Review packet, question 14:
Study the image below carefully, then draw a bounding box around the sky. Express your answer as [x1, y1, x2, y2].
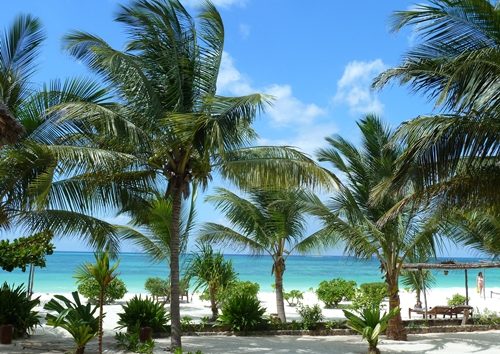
[0, 0, 483, 258]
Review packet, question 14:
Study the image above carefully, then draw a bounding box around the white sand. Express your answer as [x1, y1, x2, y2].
[2, 287, 500, 353]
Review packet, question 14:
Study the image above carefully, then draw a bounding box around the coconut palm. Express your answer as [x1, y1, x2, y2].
[373, 0, 500, 214]
[187, 243, 237, 320]
[307, 115, 442, 340]
[400, 253, 435, 306]
[200, 187, 332, 323]
[74, 252, 119, 354]
[0, 15, 131, 251]
[61, 0, 331, 348]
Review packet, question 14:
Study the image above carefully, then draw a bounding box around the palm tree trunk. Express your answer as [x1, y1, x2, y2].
[368, 344, 381, 354]
[209, 285, 218, 321]
[274, 260, 286, 323]
[98, 290, 104, 354]
[385, 273, 407, 340]
[169, 180, 183, 350]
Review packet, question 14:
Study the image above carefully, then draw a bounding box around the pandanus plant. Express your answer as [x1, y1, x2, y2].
[343, 306, 400, 354]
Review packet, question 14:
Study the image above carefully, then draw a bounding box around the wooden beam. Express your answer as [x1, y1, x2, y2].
[402, 262, 500, 270]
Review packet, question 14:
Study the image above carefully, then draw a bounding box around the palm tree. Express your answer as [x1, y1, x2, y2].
[400, 254, 435, 306]
[75, 252, 119, 354]
[373, 0, 500, 215]
[187, 243, 237, 320]
[307, 115, 441, 340]
[200, 187, 331, 323]
[0, 15, 130, 251]
[60, 0, 331, 349]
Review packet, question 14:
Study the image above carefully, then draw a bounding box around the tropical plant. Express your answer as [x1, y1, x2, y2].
[217, 293, 266, 332]
[316, 279, 357, 308]
[0, 282, 40, 338]
[44, 292, 99, 354]
[283, 289, 303, 307]
[0, 231, 54, 272]
[373, 0, 500, 215]
[400, 254, 435, 306]
[343, 306, 400, 354]
[296, 304, 323, 330]
[77, 277, 127, 305]
[474, 308, 500, 325]
[223, 281, 260, 302]
[200, 187, 332, 323]
[61, 0, 330, 349]
[0, 15, 126, 253]
[144, 277, 170, 301]
[352, 283, 388, 311]
[447, 293, 468, 307]
[115, 331, 155, 354]
[308, 115, 442, 340]
[117, 295, 169, 333]
[188, 244, 237, 320]
[74, 252, 119, 354]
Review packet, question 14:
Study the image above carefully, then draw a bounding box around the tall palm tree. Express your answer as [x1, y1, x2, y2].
[0, 15, 130, 251]
[307, 115, 441, 340]
[200, 187, 331, 323]
[75, 251, 119, 354]
[60, 0, 331, 348]
[373, 0, 500, 214]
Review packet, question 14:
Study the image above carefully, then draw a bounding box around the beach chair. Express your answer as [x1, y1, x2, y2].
[450, 305, 473, 318]
[408, 307, 426, 319]
[426, 306, 453, 319]
[179, 278, 190, 303]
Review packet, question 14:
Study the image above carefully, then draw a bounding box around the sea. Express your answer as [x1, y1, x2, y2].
[1, 252, 498, 294]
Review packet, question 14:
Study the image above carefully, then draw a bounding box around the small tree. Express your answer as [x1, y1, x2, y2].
[187, 244, 236, 320]
[74, 252, 119, 354]
[316, 279, 357, 308]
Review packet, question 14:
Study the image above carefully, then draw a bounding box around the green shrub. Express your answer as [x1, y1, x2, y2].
[117, 296, 170, 333]
[297, 304, 323, 330]
[44, 292, 99, 353]
[0, 282, 40, 338]
[217, 293, 266, 332]
[316, 279, 357, 308]
[447, 293, 468, 306]
[77, 277, 127, 305]
[284, 290, 304, 307]
[224, 281, 260, 300]
[474, 308, 500, 325]
[173, 349, 203, 354]
[352, 282, 387, 310]
[343, 306, 400, 354]
[115, 331, 155, 353]
[144, 277, 169, 301]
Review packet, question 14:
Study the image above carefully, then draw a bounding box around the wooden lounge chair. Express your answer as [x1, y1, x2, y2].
[426, 306, 453, 319]
[450, 305, 473, 318]
[408, 307, 426, 319]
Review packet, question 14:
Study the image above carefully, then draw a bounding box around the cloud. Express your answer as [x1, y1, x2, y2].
[218, 52, 324, 126]
[334, 59, 386, 115]
[183, 0, 247, 8]
[239, 23, 251, 39]
[264, 84, 325, 126]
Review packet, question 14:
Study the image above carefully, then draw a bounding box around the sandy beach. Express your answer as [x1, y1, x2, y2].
[2, 287, 500, 353]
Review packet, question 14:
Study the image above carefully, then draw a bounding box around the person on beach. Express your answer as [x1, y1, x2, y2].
[477, 272, 484, 295]
[414, 300, 422, 309]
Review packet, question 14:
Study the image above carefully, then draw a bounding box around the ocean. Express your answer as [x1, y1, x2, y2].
[1, 252, 498, 293]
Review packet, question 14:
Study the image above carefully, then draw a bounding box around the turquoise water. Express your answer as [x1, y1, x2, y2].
[1, 252, 498, 293]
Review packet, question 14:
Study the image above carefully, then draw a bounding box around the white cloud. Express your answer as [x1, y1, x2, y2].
[217, 52, 253, 95]
[264, 84, 325, 126]
[239, 23, 250, 39]
[334, 59, 386, 115]
[183, 0, 247, 8]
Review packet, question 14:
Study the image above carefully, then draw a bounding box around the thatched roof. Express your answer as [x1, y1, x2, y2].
[402, 261, 500, 270]
[0, 103, 24, 145]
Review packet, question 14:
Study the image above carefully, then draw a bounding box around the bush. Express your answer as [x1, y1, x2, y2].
[474, 308, 500, 325]
[77, 277, 127, 305]
[316, 279, 357, 308]
[297, 304, 323, 330]
[115, 331, 155, 353]
[223, 281, 259, 300]
[447, 293, 468, 306]
[144, 277, 169, 301]
[217, 293, 266, 332]
[352, 282, 387, 310]
[284, 290, 304, 307]
[0, 282, 40, 338]
[44, 292, 99, 353]
[117, 296, 170, 333]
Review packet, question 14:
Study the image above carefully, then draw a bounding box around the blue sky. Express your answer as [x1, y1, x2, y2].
[0, 0, 482, 257]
